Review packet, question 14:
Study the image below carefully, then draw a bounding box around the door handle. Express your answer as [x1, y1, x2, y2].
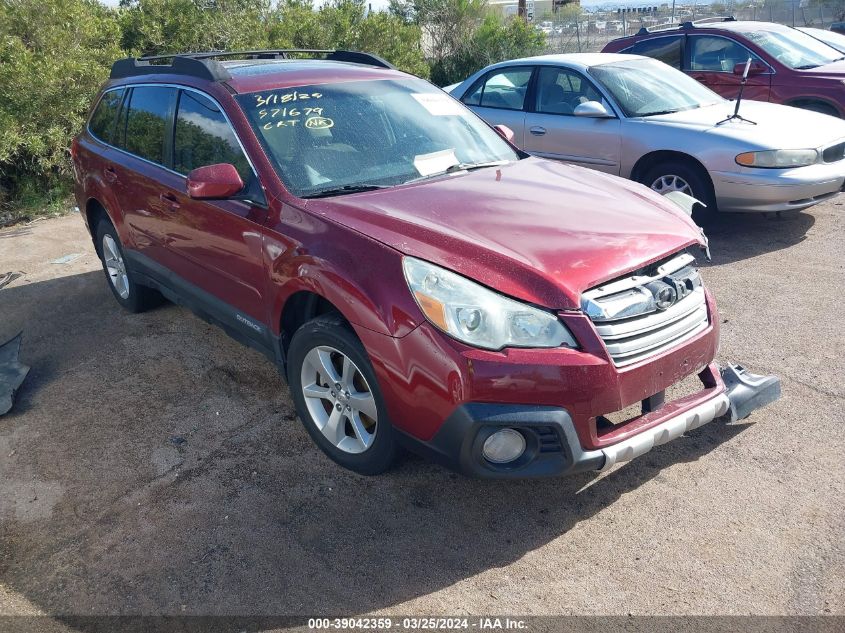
[159, 193, 180, 211]
[104, 167, 118, 183]
[529, 126, 547, 136]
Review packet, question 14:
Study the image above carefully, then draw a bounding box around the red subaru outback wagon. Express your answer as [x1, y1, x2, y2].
[72, 50, 778, 478]
[603, 19, 845, 118]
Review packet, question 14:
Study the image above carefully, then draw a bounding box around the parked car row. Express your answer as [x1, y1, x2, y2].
[447, 20, 845, 219]
[72, 49, 784, 480]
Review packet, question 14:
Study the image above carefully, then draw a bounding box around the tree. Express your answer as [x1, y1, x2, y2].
[0, 0, 124, 210]
[119, 0, 273, 55]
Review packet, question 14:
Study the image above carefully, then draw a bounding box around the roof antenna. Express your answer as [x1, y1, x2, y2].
[716, 57, 757, 126]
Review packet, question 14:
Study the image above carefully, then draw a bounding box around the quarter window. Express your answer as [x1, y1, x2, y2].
[122, 86, 175, 165]
[88, 89, 124, 143]
[689, 36, 763, 72]
[464, 68, 533, 111]
[625, 36, 683, 69]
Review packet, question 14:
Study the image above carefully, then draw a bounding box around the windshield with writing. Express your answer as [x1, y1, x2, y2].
[740, 28, 842, 69]
[590, 58, 724, 117]
[237, 79, 519, 198]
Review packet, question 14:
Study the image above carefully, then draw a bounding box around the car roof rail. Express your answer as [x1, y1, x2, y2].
[635, 22, 683, 35]
[110, 49, 396, 81]
[681, 16, 737, 29]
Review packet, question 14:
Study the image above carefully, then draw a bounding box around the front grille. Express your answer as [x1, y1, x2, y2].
[583, 253, 710, 368]
[822, 141, 845, 163]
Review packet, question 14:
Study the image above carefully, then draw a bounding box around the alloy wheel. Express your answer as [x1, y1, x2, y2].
[300, 345, 377, 454]
[102, 234, 130, 299]
[650, 174, 693, 197]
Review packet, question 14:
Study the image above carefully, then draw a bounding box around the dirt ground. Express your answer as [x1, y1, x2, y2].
[0, 199, 843, 620]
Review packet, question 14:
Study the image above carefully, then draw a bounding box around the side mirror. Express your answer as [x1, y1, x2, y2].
[733, 61, 767, 76]
[493, 124, 515, 143]
[573, 101, 613, 118]
[186, 163, 244, 200]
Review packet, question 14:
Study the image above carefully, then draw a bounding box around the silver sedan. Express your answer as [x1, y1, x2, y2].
[447, 53, 845, 214]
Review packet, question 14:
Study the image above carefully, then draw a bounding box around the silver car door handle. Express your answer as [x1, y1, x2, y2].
[529, 126, 546, 136]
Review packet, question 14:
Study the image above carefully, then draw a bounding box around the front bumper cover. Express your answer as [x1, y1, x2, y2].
[401, 364, 780, 479]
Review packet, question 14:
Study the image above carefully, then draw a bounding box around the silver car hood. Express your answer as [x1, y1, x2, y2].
[643, 100, 845, 149]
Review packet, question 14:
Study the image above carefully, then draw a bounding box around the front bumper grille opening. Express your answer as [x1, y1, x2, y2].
[532, 425, 563, 453]
[596, 372, 708, 437]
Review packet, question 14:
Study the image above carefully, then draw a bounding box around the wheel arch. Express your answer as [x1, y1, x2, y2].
[279, 289, 351, 354]
[784, 98, 842, 118]
[630, 150, 712, 187]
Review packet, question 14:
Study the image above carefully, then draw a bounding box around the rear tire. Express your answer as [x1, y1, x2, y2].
[95, 219, 161, 313]
[287, 313, 398, 475]
[640, 160, 717, 225]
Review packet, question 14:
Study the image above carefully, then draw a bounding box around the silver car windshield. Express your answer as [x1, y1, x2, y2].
[236, 78, 518, 198]
[741, 28, 843, 69]
[589, 58, 724, 118]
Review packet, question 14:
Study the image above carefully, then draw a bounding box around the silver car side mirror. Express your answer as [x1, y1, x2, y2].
[573, 101, 613, 118]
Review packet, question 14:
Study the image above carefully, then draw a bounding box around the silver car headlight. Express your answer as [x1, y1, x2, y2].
[736, 149, 819, 168]
[402, 256, 577, 351]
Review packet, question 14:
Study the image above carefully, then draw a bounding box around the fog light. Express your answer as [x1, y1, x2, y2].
[482, 428, 526, 464]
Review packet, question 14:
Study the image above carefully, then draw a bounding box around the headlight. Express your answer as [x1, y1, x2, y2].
[735, 149, 819, 168]
[402, 257, 577, 351]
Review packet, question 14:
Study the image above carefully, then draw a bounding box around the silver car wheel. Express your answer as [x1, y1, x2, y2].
[102, 234, 130, 300]
[650, 174, 693, 197]
[300, 345, 377, 454]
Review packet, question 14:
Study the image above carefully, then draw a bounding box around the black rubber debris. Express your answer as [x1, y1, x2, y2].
[0, 332, 30, 416]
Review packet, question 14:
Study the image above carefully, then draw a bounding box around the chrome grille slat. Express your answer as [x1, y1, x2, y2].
[602, 304, 708, 359]
[595, 287, 706, 341]
[610, 321, 709, 368]
[584, 257, 710, 368]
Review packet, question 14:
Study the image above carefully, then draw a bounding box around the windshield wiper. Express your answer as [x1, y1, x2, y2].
[642, 108, 684, 117]
[301, 184, 391, 199]
[795, 64, 820, 70]
[407, 160, 510, 183]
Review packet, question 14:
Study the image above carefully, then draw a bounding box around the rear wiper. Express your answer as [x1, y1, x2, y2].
[301, 184, 390, 199]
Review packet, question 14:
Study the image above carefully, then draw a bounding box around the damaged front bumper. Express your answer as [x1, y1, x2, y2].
[417, 363, 780, 478]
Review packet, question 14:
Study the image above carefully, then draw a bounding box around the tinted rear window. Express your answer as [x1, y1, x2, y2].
[625, 36, 683, 69]
[123, 86, 175, 165]
[88, 89, 124, 143]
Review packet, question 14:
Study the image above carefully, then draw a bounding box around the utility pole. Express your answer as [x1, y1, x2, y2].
[519, 0, 526, 20]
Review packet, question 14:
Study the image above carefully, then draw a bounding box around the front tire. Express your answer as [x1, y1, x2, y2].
[287, 314, 397, 475]
[95, 219, 161, 313]
[641, 160, 717, 225]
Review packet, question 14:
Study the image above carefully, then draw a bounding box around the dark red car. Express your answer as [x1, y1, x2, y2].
[603, 19, 845, 118]
[71, 50, 778, 478]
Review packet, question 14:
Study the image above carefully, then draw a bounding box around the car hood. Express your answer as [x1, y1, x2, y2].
[644, 100, 845, 148]
[802, 58, 845, 76]
[304, 158, 705, 310]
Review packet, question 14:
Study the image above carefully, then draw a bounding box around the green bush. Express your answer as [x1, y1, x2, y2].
[0, 0, 123, 223]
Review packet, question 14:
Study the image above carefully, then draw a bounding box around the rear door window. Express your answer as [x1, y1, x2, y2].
[88, 89, 124, 143]
[122, 86, 176, 165]
[624, 35, 684, 69]
[463, 68, 533, 111]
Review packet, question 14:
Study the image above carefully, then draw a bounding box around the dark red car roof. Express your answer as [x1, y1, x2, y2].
[221, 59, 406, 93]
